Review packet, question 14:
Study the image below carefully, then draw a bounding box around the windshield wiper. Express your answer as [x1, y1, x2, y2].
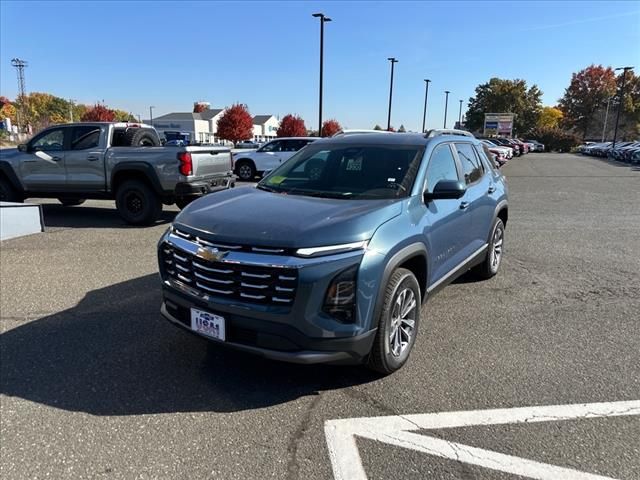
[256, 184, 281, 193]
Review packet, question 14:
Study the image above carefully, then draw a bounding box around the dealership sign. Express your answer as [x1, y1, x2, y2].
[484, 113, 514, 137]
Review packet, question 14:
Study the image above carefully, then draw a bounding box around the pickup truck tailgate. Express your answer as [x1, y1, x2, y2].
[188, 147, 232, 177]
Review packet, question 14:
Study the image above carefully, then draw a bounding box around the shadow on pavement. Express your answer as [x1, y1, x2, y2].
[39, 204, 176, 229]
[0, 274, 377, 415]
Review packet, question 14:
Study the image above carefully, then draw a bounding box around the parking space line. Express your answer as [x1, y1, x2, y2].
[325, 400, 640, 480]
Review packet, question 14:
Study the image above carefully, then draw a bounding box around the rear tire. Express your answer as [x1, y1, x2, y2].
[58, 198, 86, 207]
[123, 128, 161, 147]
[474, 217, 505, 279]
[367, 268, 421, 375]
[175, 197, 194, 210]
[115, 179, 162, 225]
[235, 160, 256, 181]
[0, 177, 21, 203]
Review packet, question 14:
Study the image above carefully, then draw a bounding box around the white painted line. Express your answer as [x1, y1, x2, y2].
[325, 399, 640, 480]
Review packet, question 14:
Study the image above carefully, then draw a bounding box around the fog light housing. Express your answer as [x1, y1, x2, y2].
[323, 266, 357, 323]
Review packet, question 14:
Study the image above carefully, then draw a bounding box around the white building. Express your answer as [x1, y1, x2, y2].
[149, 108, 280, 144]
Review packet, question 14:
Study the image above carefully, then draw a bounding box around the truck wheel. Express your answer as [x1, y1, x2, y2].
[115, 179, 162, 225]
[474, 217, 505, 279]
[58, 198, 86, 207]
[367, 268, 421, 375]
[124, 128, 161, 147]
[0, 177, 21, 203]
[235, 160, 256, 181]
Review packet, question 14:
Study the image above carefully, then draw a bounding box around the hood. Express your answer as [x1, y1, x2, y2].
[174, 187, 403, 248]
[0, 148, 20, 160]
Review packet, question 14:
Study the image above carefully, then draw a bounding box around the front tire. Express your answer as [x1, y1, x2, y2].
[115, 179, 162, 225]
[367, 268, 421, 375]
[235, 160, 256, 181]
[0, 177, 21, 203]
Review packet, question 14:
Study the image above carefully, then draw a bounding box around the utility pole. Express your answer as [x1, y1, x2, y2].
[443, 91, 450, 128]
[11, 58, 28, 132]
[312, 13, 331, 136]
[387, 57, 398, 131]
[601, 97, 614, 142]
[421, 79, 431, 133]
[612, 66, 633, 149]
[69, 99, 75, 122]
[458, 99, 463, 127]
[149, 106, 155, 126]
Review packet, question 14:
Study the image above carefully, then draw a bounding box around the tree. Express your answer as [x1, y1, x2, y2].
[398, 124, 406, 133]
[373, 124, 383, 130]
[321, 119, 341, 137]
[193, 103, 207, 113]
[216, 103, 254, 144]
[537, 107, 564, 129]
[465, 78, 543, 134]
[558, 65, 617, 139]
[113, 109, 137, 122]
[277, 114, 307, 137]
[81, 104, 116, 122]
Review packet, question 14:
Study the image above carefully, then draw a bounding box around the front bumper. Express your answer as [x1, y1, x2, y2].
[160, 285, 377, 365]
[175, 174, 235, 198]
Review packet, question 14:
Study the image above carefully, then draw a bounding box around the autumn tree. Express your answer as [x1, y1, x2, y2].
[398, 124, 406, 132]
[216, 104, 254, 144]
[81, 104, 116, 122]
[373, 124, 383, 130]
[0, 97, 16, 123]
[321, 119, 341, 137]
[277, 114, 307, 137]
[558, 65, 617, 139]
[465, 78, 543, 134]
[193, 102, 208, 113]
[112, 109, 137, 122]
[537, 107, 563, 129]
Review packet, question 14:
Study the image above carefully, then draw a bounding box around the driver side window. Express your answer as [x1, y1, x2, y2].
[425, 144, 459, 192]
[260, 140, 282, 153]
[31, 128, 66, 151]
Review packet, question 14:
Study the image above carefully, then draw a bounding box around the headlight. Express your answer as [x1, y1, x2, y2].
[323, 266, 358, 323]
[296, 240, 368, 258]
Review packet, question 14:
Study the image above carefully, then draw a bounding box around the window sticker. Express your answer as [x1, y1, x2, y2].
[346, 158, 362, 171]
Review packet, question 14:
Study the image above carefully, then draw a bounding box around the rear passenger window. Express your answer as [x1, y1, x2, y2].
[456, 143, 484, 184]
[425, 143, 459, 192]
[476, 144, 498, 171]
[71, 126, 100, 150]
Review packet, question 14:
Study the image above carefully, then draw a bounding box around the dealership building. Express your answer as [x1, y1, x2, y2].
[150, 104, 280, 144]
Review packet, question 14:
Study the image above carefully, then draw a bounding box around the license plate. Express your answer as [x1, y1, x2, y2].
[190, 308, 226, 341]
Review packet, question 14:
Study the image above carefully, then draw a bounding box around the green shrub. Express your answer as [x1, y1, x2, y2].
[527, 127, 581, 152]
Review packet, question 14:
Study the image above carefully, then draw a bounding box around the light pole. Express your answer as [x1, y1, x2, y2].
[612, 66, 633, 149]
[421, 79, 431, 133]
[387, 57, 398, 130]
[443, 91, 450, 128]
[149, 106, 155, 126]
[69, 98, 75, 122]
[458, 99, 463, 127]
[601, 97, 615, 142]
[312, 13, 331, 136]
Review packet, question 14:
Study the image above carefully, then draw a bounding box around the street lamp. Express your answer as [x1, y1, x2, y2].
[387, 57, 398, 130]
[421, 79, 431, 133]
[601, 96, 616, 142]
[612, 66, 634, 149]
[458, 99, 463, 127]
[443, 91, 450, 128]
[312, 13, 332, 136]
[149, 106, 155, 126]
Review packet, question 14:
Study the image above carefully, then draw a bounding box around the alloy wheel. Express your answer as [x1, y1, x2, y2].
[389, 288, 417, 357]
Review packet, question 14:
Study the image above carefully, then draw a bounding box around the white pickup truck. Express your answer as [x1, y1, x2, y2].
[0, 122, 235, 225]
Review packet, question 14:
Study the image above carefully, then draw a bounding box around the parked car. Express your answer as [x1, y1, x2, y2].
[510, 138, 529, 154]
[480, 139, 512, 166]
[157, 129, 508, 374]
[490, 137, 521, 156]
[232, 137, 318, 181]
[236, 140, 261, 149]
[0, 122, 235, 223]
[525, 139, 545, 152]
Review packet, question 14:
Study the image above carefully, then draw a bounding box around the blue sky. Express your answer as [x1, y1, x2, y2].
[1, 1, 639, 131]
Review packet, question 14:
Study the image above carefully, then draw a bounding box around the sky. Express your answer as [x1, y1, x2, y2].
[1, 1, 639, 131]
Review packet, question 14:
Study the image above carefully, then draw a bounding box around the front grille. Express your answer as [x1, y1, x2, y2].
[161, 242, 298, 306]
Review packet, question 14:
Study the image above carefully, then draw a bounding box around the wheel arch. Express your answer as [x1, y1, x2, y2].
[0, 161, 25, 193]
[110, 163, 164, 196]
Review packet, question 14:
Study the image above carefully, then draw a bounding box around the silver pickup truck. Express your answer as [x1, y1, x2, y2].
[0, 122, 234, 225]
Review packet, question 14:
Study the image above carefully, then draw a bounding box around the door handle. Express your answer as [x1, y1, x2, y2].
[51, 156, 62, 162]
[459, 201, 469, 210]
[488, 185, 496, 194]
[87, 156, 99, 161]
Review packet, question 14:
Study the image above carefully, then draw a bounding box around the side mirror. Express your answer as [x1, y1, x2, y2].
[424, 180, 466, 202]
[18, 144, 28, 152]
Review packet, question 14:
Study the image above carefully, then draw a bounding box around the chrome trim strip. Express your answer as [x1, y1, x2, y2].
[275, 286, 294, 292]
[173, 252, 188, 262]
[240, 292, 266, 300]
[241, 272, 271, 279]
[194, 271, 233, 284]
[196, 237, 242, 250]
[279, 275, 296, 281]
[427, 244, 488, 293]
[176, 273, 192, 283]
[192, 261, 233, 274]
[195, 282, 233, 295]
[175, 263, 190, 273]
[241, 282, 268, 289]
[252, 247, 285, 253]
[272, 297, 292, 303]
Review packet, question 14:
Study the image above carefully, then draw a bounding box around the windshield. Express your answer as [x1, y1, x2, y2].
[258, 143, 424, 199]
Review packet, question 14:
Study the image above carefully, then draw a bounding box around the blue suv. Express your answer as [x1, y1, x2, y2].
[158, 130, 508, 374]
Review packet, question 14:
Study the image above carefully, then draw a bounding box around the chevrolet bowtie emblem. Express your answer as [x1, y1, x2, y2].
[196, 246, 228, 262]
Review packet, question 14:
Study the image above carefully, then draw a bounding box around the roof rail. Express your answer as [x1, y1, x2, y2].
[425, 129, 475, 139]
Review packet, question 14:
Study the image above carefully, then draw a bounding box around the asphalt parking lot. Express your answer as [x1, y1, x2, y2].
[1, 153, 639, 479]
